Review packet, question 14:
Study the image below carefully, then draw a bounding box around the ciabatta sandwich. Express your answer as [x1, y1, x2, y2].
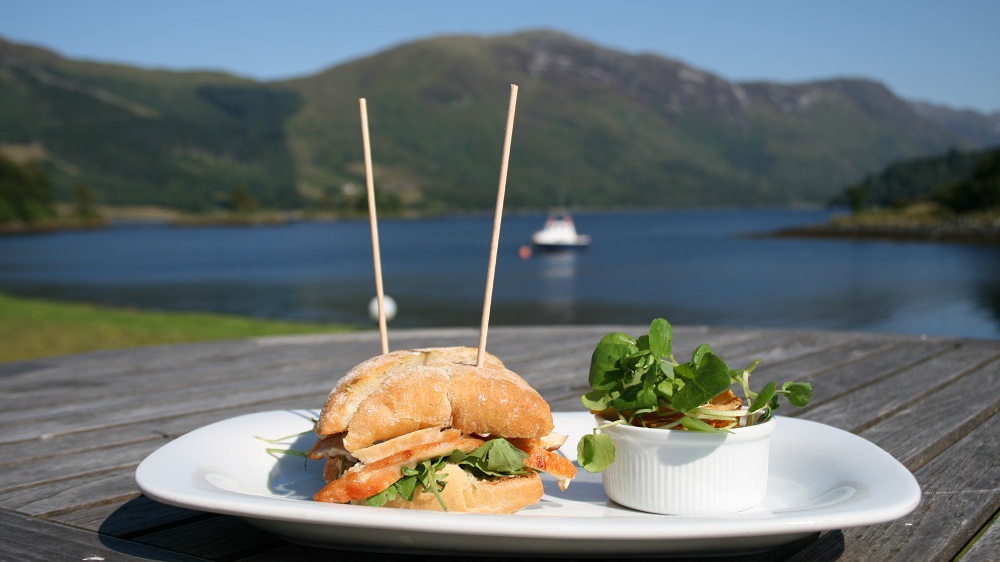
[310, 347, 575, 513]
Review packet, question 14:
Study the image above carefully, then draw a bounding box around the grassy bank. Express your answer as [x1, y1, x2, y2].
[0, 293, 359, 363]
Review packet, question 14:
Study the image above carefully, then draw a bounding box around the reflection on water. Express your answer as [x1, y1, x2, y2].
[0, 210, 998, 339]
[537, 252, 579, 280]
[976, 259, 1000, 327]
[534, 252, 578, 323]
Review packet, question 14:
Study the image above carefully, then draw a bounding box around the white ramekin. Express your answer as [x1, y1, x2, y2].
[598, 416, 775, 515]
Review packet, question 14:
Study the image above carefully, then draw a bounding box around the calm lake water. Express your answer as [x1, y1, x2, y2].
[1, 209, 999, 339]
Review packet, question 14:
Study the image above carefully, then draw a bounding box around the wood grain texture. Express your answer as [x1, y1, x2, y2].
[0, 509, 204, 562]
[961, 514, 1000, 562]
[788, 412, 999, 562]
[0, 326, 996, 562]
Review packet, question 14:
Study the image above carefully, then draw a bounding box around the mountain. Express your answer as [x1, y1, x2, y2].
[1, 30, 998, 211]
[0, 37, 302, 210]
[909, 101, 1000, 146]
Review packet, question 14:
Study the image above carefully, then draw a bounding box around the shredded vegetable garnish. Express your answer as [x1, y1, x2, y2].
[577, 318, 812, 472]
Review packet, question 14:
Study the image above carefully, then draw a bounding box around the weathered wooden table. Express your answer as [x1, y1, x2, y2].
[1, 325, 997, 561]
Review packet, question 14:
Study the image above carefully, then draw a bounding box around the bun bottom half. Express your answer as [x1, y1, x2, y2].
[352, 463, 544, 514]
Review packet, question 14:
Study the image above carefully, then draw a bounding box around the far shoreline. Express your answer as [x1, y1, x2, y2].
[1, 205, 832, 235]
[766, 214, 1000, 246]
[16, 205, 999, 246]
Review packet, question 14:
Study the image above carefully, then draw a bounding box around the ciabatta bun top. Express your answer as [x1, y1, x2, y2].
[315, 347, 503, 437]
[315, 347, 553, 452]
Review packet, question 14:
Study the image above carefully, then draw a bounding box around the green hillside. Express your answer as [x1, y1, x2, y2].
[0, 39, 301, 210]
[1, 31, 996, 212]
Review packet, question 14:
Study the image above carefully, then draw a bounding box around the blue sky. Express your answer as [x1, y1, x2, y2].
[4, 0, 998, 113]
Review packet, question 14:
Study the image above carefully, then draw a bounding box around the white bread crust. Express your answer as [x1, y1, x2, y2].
[316, 347, 503, 437]
[339, 362, 554, 451]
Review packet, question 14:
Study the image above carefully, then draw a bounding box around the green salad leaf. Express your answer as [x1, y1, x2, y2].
[365, 438, 531, 510]
[670, 351, 731, 412]
[447, 437, 532, 478]
[366, 457, 450, 509]
[577, 426, 617, 472]
[578, 318, 813, 472]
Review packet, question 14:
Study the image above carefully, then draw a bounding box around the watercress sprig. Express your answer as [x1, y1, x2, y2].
[367, 457, 451, 509]
[255, 429, 314, 469]
[577, 318, 812, 473]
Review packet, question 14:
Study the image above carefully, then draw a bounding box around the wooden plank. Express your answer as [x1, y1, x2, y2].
[0, 468, 138, 517]
[0, 327, 613, 438]
[800, 343, 1000, 432]
[1, 327, 716, 478]
[0, 327, 992, 562]
[755, 335, 899, 384]
[0, 327, 483, 408]
[0, 394, 321, 466]
[784, 351, 1000, 561]
[0, 326, 841, 427]
[51, 494, 207, 537]
[859, 357, 1000, 471]
[712, 330, 877, 369]
[790, 339, 958, 412]
[787, 412, 1000, 561]
[960, 513, 1000, 561]
[0, 438, 165, 493]
[0, 374, 329, 443]
[0, 326, 779, 409]
[0, 345, 349, 417]
[0, 339, 264, 392]
[0, 326, 732, 441]
[0, 509, 204, 562]
[131, 515, 286, 560]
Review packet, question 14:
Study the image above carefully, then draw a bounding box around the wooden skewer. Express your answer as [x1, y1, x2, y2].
[359, 98, 389, 355]
[477, 84, 519, 367]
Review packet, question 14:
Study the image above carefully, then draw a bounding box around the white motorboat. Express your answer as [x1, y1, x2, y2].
[530, 212, 591, 251]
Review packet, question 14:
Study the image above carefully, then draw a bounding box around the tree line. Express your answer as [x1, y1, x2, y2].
[0, 154, 101, 226]
[0, 154, 54, 224]
[833, 146, 1000, 213]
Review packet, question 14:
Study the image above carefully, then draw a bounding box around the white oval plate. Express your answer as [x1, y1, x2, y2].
[135, 411, 920, 556]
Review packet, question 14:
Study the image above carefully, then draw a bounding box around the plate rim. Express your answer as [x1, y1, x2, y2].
[135, 410, 922, 547]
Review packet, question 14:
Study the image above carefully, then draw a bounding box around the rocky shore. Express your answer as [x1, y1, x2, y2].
[770, 211, 1000, 245]
[0, 217, 109, 235]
